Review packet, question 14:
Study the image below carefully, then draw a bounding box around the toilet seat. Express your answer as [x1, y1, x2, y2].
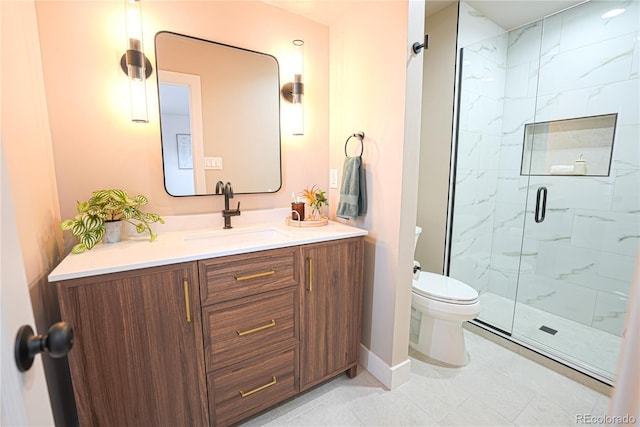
[412, 271, 478, 305]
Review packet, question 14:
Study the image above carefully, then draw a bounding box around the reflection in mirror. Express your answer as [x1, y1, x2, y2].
[155, 31, 282, 196]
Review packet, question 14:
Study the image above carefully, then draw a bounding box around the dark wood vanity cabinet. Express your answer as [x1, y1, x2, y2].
[198, 247, 300, 426]
[55, 237, 364, 427]
[300, 238, 365, 390]
[56, 262, 208, 427]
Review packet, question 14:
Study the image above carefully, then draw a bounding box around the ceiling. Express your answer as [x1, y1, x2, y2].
[428, 0, 586, 30]
[269, 1, 588, 32]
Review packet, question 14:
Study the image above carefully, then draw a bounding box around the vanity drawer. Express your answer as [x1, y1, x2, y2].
[199, 247, 298, 306]
[203, 288, 297, 371]
[208, 345, 298, 427]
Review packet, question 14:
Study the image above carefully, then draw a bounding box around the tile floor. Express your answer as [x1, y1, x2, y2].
[241, 329, 611, 426]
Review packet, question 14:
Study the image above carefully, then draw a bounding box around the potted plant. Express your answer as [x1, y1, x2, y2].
[60, 189, 164, 254]
[301, 185, 328, 219]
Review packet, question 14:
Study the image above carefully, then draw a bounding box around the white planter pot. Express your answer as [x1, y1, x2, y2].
[103, 221, 122, 244]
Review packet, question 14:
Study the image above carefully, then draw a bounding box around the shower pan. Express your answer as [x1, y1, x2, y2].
[448, 0, 639, 383]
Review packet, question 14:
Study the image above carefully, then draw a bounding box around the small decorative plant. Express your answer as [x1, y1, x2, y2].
[300, 185, 328, 218]
[60, 189, 164, 254]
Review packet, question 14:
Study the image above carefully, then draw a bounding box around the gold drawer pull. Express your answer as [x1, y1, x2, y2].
[236, 319, 276, 336]
[239, 376, 277, 398]
[234, 269, 275, 281]
[183, 280, 191, 323]
[308, 257, 313, 292]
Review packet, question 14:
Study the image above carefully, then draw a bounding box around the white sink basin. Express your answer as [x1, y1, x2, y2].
[184, 226, 291, 248]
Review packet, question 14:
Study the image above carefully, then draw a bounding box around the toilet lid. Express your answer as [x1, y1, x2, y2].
[413, 272, 479, 304]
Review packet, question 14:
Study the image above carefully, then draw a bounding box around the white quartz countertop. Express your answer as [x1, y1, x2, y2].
[48, 208, 368, 282]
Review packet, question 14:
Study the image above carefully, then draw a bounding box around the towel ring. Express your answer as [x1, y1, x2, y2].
[344, 132, 365, 157]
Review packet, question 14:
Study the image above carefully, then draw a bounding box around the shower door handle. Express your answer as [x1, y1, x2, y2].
[534, 187, 547, 223]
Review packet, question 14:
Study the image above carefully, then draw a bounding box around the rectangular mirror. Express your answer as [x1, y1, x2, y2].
[155, 31, 282, 196]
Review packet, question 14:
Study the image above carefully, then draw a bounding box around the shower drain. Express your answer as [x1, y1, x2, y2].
[539, 325, 558, 335]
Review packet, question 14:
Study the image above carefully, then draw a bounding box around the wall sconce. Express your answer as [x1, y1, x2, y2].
[281, 39, 304, 136]
[119, 0, 152, 123]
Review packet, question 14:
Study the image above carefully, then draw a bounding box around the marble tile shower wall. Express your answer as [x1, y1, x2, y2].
[454, 0, 639, 337]
[450, 7, 507, 294]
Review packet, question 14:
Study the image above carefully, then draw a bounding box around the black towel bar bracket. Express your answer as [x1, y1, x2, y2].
[344, 132, 365, 157]
[412, 34, 429, 54]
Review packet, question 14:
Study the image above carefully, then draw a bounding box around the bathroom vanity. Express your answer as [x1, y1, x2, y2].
[49, 214, 366, 426]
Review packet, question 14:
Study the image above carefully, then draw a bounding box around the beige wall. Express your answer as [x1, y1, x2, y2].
[1, 1, 75, 424]
[388, 0, 425, 368]
[319, 0, 423, 372]
[416, 2, 459, 274]
[34, 0, 330, 249]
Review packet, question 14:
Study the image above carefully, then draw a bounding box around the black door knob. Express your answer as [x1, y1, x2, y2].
[14, 322, 74, 372]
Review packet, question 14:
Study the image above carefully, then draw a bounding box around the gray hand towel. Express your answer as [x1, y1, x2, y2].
[336, 156, 367, 220]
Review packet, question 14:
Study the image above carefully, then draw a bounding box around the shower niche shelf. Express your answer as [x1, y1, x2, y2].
[520, 113, 617, 177]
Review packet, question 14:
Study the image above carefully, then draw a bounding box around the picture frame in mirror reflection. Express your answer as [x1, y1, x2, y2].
[177, 134, 193, 169]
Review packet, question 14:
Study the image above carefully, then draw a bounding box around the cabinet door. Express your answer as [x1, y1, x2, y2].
[57, 262, 208, 427]
[300, 237, 364, 390]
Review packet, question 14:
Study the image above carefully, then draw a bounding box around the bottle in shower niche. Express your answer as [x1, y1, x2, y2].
[574, 154, 587, 175]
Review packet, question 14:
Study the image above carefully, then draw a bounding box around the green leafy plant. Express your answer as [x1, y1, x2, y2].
[300, 185, 328, 215]
[60, 189, 164, 254]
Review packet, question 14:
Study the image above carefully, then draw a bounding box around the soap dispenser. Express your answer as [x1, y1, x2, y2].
[574, 154, 587, 175]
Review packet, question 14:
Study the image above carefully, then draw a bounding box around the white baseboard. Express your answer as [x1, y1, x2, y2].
[359, 344, 411, 389]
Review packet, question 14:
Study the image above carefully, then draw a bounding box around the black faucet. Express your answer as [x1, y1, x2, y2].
[215, 181, 241, 229]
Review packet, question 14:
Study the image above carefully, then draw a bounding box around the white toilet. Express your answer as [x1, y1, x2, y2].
[410, 226, 480, 366]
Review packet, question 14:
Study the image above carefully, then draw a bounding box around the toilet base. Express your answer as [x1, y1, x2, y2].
[410, 313, 469, 366]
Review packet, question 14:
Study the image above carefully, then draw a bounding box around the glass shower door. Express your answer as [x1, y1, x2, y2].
[511, 0, 639, 380]
[514, 140, 632, 380]
[450, 0, 638, 382]
[448, 27, 541, 334]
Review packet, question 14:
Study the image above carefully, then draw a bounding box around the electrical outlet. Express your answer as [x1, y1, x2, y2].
[330, 169, 338, 188]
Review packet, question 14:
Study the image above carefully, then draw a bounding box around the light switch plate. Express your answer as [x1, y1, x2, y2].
[330, 169, 338, 188]
[204, 157, 223, 170]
